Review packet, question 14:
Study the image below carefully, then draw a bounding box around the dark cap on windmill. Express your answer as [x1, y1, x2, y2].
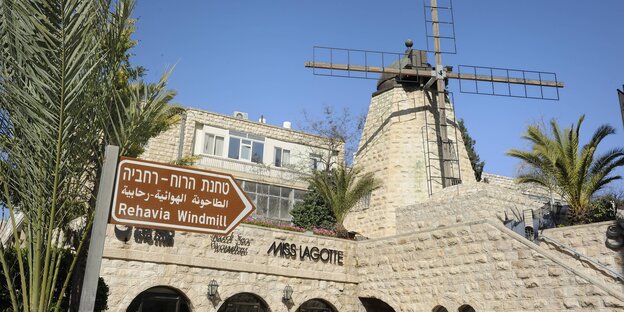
[376, 39, 430, 93]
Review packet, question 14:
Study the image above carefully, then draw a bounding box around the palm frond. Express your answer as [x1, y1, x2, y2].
[508, 115, 623, 224]
[306, 165, 380, 233]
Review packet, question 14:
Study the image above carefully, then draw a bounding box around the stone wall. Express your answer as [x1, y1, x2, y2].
[348, 86, 476, 238]
[141, 108, 340, 170]
[482, 172, 565, 204]
[397, 182, 544, 233]
[107, 106, 624, 312]
[356, 220, 624, 311]
[101, 204, 624, 311]
[101, 223, 357, 312]
[540, 221, 624, 292]
[141, 125, 181, 164]
[183, 109, 337, 159]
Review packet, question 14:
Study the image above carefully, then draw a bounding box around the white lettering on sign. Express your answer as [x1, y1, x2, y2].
[110, 157, 255, 235]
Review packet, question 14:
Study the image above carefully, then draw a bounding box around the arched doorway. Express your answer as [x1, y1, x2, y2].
[359, 297, 396, 312]
[433, 305, 449, 312]
[218, 292, 269, 312]
[297, 298, 337, 312]
[127, 286, 191, 312]
[458, 304, 476, 312]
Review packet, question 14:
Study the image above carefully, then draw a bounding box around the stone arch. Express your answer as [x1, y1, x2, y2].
[296, 298, 338, 312]
[110, 275, 197, 310]
[432, 305, 449, 312]
[358, 297, 396, 312]
[126, 285, 192, 312]
[458, 304, 476, 312]
[217, 292, 270, 312]
[294, 291, 343, 312]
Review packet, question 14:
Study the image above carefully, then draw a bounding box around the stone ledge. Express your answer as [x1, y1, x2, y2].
[542, 220, 617, 233]
[102, 248, 358, 285]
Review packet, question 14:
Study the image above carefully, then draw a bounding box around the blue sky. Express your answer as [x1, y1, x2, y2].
[132, 0, 624, 190]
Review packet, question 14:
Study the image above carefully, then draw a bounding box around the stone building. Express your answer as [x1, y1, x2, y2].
[98, 58, 624, 311]
[141, 108, 340, 223]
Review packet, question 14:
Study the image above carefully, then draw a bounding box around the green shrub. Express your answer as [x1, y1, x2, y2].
[589, 194, 620, 223]
[0, 247, 109, 311]
[290, 186, 336, 230]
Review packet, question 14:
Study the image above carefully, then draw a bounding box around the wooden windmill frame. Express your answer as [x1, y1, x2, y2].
[305, 0, 564, 193]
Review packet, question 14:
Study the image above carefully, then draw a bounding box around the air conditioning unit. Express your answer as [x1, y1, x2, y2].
[233, 111, 248, 120]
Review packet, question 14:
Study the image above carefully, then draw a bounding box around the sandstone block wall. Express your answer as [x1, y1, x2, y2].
[356, 220, 624, 311]
[348, 87, 476, 238]
[397, 183, 544, 233]
[102, 259, 358, 312]
[141, 125, 181, 164]
[101, 223, 357, 311]
[482, 172, 565, 204]
[540, 221, 624, 292]
[101, 209, 624, 311]
[183, 109, 338, 159]
[141, 108, 340, 170]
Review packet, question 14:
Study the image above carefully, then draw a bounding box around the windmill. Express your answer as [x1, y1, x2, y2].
[304, 0, 564, 237]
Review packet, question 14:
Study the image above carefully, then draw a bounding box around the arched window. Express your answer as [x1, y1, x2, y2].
[458, 304, 476, 312]
[218, 292, 269, 312]
[432, 305, 449, 312]
[127, 286, 191, 312]
[359, 297, 396, 312]
[297, 298, 337, 312]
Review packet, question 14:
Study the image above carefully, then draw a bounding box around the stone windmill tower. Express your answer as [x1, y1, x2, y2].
[346, 41, 475, 237]
[306, 0, 563, 237]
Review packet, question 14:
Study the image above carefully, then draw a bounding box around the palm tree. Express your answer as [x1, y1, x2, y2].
[507, 115, 624, 224]
[307, 165, 381, 237]
[0, 0, 182, 310]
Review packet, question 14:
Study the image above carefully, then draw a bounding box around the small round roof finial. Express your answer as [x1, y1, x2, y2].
[405, 39, 414, 48]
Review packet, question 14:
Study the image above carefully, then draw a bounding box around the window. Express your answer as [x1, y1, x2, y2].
[203, 133, 224, 156]
[310, 153, 323, 171]
[228, 137, 264, 164]
[241, 139, 252, 160]
[274, 147, 290, 167]
[354, 192, 371, 211]
[228, 137, 240, 159]
[238, 180, 305, 221]
[252, 141, 264, 163]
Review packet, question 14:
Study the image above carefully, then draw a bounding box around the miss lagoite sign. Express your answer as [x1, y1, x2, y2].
[267, 241, 344, 265]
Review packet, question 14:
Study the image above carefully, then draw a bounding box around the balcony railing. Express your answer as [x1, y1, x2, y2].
[196, 154, 308, 182]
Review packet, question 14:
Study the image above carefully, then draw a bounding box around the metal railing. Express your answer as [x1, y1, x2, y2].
[539, 235, 624, 283]
[197, 154, 307, 182]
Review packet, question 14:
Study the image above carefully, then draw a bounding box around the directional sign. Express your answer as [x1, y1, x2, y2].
[110, 157, 255, 235]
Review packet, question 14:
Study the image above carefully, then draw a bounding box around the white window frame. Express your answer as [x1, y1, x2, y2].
[309, 153, 324, 171]
[203, 133, 224, 156]
[228, 136, 264, 164]
[274, 147, 291, 168]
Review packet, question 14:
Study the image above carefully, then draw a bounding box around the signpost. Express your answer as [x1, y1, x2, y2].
[110, 157, 255, 235]
[79, 150, 255, 311]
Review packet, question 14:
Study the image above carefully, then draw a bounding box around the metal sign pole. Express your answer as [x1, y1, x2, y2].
[79, 145, 119, 312]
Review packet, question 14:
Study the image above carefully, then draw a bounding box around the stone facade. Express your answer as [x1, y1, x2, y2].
[101, 208, 624, 311]
[540, 221, 624, 292]
[98, 106, 624, 311]
[141, 108, 340, 190]
[356, 220, 624, 311]
[482, 172, 565, 204]
[101, 223, 358, 311]
[396, 182, 544, 233]
[348, 86, 475, 238]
